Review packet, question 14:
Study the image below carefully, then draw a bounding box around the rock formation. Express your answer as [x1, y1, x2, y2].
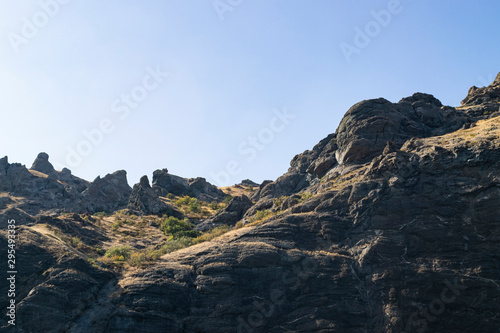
[1, 74, 500, 332]
[152, 168, 225, 202]
[195, 195, 253, 231]
[127, 175, 182, 217]
[187, 177, 226, 203]
[30, 152, 57, 176]
[81, 170, 132, 213]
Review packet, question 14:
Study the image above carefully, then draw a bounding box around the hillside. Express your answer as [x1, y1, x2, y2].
[1, 73, 500, 332]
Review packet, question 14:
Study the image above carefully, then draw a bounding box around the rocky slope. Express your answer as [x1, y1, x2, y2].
[1, 74, 500, 332]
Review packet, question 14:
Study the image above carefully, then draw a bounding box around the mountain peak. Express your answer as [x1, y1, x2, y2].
[494, 72, 500, 86]
[30, 152, 56, 175]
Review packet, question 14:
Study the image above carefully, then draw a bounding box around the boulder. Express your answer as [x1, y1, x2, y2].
[152, 169, 190, 196]
[240, 179, 260, 188]
[461, 72, 500, 117]
[153, 169, 226, 202]
[187, 177, 226, 203]
[30, 152, 57, 176]
[82, 170, 131, 213]
[128, 176, 182, 217]
[195, 195, 253, 231]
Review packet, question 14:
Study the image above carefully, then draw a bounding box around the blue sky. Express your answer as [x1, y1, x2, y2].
[1, 0, 499, 187]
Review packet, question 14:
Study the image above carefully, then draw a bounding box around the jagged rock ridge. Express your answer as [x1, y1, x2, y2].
[1, 74, 500, 332]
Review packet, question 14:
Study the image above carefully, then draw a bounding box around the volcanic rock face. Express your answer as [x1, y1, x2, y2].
[127, 175, 182, 217]
[82, 170, 132, 213]
[152, 168, 225, 202]
[461, 72, 500, 109]
[1, 74, 500, 332]
[254, 93, 466, 202]
[0, 155, 84, 216]
[152, 168, 190, 197]
[30, 152, 57, 176]
[195, 195, 253, 231]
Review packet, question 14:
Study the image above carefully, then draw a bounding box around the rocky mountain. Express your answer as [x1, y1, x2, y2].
[1, 74, 500, 332]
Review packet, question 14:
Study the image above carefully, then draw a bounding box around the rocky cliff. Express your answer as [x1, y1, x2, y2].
[1, 74, 499, 332]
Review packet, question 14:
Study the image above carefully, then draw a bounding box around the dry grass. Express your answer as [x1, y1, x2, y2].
[413, 115, 500, 150]
[220, 185, 255, 197]
[28, 169, 48, 178]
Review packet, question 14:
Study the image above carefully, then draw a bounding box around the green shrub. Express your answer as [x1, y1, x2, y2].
[160, 216, 199, 239]
[128, 252, 151, 267]
[111, 219, 124, 231]
[189, 200, 200, 213]
[105, 245, 132, 261]
[273, 196, 288, 208]
[299, 192, 312, 202]
[70, 237, 83, 250]
[93, 246, 105, 256]
[209, 201, 220, 210]
[166, 193, 175, 199]
[94, 211, 108, 217]
[253, 209, 271, 222]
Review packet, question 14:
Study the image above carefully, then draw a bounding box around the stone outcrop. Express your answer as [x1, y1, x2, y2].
[460, 72, 500, 118]
[0, 226, 114, 333]
[187, 177, 226, 203]
[81, 170, 132, 213]
[58, 167, 90, 193]
[240, 179, 260, 188]
[0, 156, 83, 215]
[152, 169, 225, 202]
[195, 195, 253, 231]
[30, 152, 57, 176]
[128, 175, 182, 217]
[253, 92, 467, 202]
[152, 168, 191, 197]
[1, 73, 500, 332]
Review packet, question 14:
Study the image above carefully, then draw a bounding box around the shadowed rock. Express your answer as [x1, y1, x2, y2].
[82, 170, 131, 213]
[128, 175, 182, 217]
[153, 169, 225, 202]
[195, 195, 253, 231]
[2, 75, 500, 333]
[30, 152, 57, 176]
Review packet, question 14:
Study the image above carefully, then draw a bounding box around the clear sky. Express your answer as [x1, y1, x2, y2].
[1, 0, 499, 187]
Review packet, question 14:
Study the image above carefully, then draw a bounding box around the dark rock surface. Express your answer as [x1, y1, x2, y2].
[187, 177, 226, 203]
[460, 72, 500, 118]
[195, 195, 253, 231]
[0, 226, 114, 333]
[152, 168, 225, 202]
[128, 175, 182, 217]
[1, 74, 500, 332]
[30, 152, 57, 176]
[253, 91, 467, 204]
[0, 156, 83, 215]
[152, 168, 191, 197]
[91, 112, 500, 332]
[240, 179, 260, 188]
[82, 170, 132, 213]
[58, 167, 90, 194]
